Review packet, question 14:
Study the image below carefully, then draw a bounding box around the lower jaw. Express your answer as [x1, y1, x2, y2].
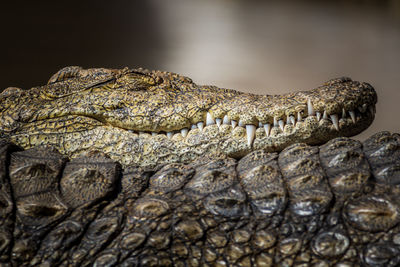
[216, 114, 374, 159]
[117, 113, 374, 167]
[9, 113, 374, 168]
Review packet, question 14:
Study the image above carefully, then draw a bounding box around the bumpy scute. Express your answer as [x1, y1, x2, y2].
[60, 151, 120, 208]
[320, 137, 370, 198]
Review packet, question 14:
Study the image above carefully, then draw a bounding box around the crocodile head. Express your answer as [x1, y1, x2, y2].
[0, 66, 377, 167]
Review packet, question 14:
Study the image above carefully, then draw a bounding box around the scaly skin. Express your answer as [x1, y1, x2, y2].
[0, 66, 377, 167]
[0, 131, 399, 266]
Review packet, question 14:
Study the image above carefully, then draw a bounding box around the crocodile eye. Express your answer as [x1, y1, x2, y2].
[113, 72, 159, 91]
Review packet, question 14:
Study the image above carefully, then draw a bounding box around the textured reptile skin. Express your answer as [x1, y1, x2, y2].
[0, 131, 399, 266]
[0, 67, 376, 167]
[0, 67, 394, 266]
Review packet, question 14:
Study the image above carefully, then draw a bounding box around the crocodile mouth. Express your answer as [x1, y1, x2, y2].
[120, 98, 376, 147]
[59, 76, 376, 153]
[0, 66, 377, 164]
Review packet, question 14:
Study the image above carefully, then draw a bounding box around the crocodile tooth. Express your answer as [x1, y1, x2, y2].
[223, 115, 230, 125]
[167, 132, 173, 139]
[330, 114, 339, 130]
[152, 132, 157, 136]
[231, 120, 237, 129]
[316, 112, 321, 121]
[297, 112, 302, 122]
[206, 112, 215, 126]
[191, 124, 197, 130]
[246, 125, 256, 146]
[323, 110, 328, 120]
[273, 117, 278, 127]
[342, 108, 347, 118]
[181, 128, 188, 137]
[290, 116, 295, 125]
[197, 122, 204, 131]
[238, 120, 245, 127]
[308, 99, 315, 116]
[349, 111, 356, 123]
[286, 116, 291, 125]
[278, 120, 285, 131]
[259, 121, 263, 127]
[216, 118, 222, 127]
[264, 124, 271, 137]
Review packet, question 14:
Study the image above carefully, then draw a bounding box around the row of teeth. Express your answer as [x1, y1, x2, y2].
[133, 100, 374, 146]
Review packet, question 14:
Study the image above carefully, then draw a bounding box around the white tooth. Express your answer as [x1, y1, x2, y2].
[197, 122, 204, 131]
[216, 118, 222, 127]
[264, 124, 271, 137]
[308, 99, 315, 116]
[223, 115, 230, 125]
[297, 112, 302, 122]
[323, 110, 328, 120]
[191, 124, 197, 130]
[206, 112, 215, 126]
[152, 132, 157, 136]
[330, 114, 339, 130]
[349, 111, 356, 123]
[231, 120, 237, 129]
[181, 128, 188, 137]
[167, 132, 173, 139]
[273, 117, 278, 127]
[286, 116, 291, 125]
[246, 125, 256, 146]
[278, 120, 285, 131]
[259, 121, 263, 127]
[342, 108, 347, 118]
[316, 112, 321, 121]
[290, 116, 295, 125]
[238, 120, 245, 127]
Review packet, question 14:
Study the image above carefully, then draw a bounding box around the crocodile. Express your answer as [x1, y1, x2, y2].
[1, 67, 399, 266]
[0, 66, 377, 167]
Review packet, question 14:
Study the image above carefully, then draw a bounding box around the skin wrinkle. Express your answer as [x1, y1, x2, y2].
[0, 66, 377, 167]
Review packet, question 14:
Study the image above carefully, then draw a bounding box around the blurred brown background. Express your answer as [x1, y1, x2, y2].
[1, 0, 399, 140]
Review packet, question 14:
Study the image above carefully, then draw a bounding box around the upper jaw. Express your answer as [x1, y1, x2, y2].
[110, 77, 376, 150]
